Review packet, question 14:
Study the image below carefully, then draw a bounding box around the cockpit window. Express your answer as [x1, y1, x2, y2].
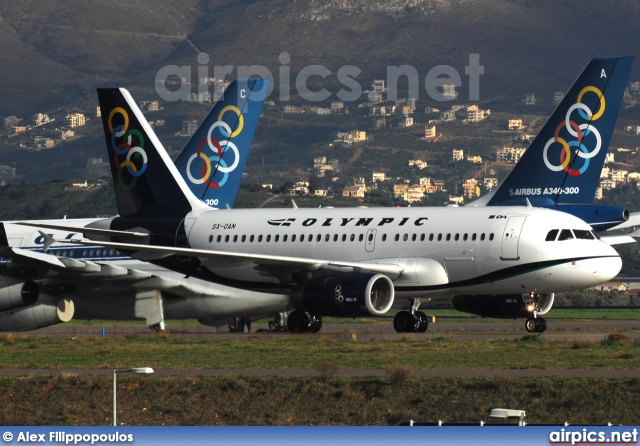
[545, 229, 559, 241]
[573, 229, 595, 240]
[558, 229, 574, 241]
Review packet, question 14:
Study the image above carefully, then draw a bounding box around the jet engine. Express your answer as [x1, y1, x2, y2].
[452, 293, 555, 319]
[291, 273, 394, 317]
[0, 278, 39, 312]
[0, 277, 75, 331]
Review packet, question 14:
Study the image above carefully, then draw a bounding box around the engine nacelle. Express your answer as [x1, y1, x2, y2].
[452, 293, 554, 319]
[291, 273, 394, 317]
[549, 204, 629, 231]
[0, 278, 39, 312]
[0, 295, 74, 331]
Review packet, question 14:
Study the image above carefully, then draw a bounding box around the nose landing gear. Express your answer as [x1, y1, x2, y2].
[525, 315, 547, 333]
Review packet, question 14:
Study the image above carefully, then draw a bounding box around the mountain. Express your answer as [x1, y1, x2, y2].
[1, 0, 640, 116]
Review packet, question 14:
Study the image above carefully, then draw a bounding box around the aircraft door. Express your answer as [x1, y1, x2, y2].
[501, 216, 526, 260]
[365, 228, 376, 252]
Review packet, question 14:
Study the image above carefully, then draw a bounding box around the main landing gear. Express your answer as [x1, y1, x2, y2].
[393, 298, 429, 333]
[525, 316, 547, 333]
[287, 310, 323, 333]
[229, 317, 252, 333]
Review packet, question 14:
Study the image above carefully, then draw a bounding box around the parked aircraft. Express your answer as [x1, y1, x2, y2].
[473, 57, 634, 231]
[6, 58, 634, 334]
[0, 79, 270, 332]
[40, 71, 623, 335]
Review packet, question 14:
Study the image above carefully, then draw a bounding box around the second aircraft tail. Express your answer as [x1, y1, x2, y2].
[484, 57, 633, 207]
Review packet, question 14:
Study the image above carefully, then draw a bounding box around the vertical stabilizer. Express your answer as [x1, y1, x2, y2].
[485, 57, 633, 206]
[97, 88, 208, 219]
[174, 78, 270, 209]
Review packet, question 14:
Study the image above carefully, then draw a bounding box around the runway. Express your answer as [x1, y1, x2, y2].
[28, 319, 640, 342]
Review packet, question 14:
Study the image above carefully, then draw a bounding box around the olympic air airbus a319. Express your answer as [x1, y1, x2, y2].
[31, 57, 629, 334]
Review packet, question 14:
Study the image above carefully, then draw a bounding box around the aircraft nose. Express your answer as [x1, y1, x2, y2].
[593, 255, 622, 283]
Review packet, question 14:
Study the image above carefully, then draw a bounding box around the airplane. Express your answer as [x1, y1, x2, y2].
[5, 58, 633, 335]
[0, 79, 272, 332]
[34, 60, 625, 336]
[471, 57, 635, 232]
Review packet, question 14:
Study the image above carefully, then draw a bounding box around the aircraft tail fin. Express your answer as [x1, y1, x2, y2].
[174, 78, 270, 209]
[97, 88, 208, 219]
[484, 57, 633, 206]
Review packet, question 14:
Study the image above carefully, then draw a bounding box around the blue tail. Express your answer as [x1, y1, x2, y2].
[97, 88, 207, 219]
[174, 78, 270, 209]
[485, 57, 633, 207]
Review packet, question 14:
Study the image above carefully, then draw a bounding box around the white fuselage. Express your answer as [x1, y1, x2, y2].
[185, 205, 622, 299]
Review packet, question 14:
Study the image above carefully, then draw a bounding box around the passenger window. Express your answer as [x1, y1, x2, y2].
[420, 234, 425, 241]
[359, 234, 364, 242]
[480, 233, 485, 241]
[412, 234, 417, 241]
[325, 234, 330, 241]
[472, 233, 477, 241]
[241, 235, 246, 242]
[208, 235, 213, 243]
[217, 235, 222, 243]
[224, 235, 230, 243]
[317, 234, 321, 242]
[545, 229, 559, 241]
[429, 234, 434, 241]
[258, 235, 263, 242]
[342, 234, 346, 242]
[395, 234, 400, 241]
[274, 235, 279, 242]
[250, 235, 255, 242]
[446, 234, 451, 241]
[300, 235, 305, 242]
[283, 235, 288, 242]
[403, 234, 408, 241]
[350, 234, 355, 242]
[292, 235, 297, 242]
[463, 234, 468, 241]
[368, 233, 374, 242]
[233, 235, 238, 242]
[558, 229, 574, 241]
[266, 235, 271, 242]
[437, 234, 442, 241]
[382, 234, 387, 241]
[333, 234, 338, 242]
[489, 233, 494, 241]
[454, 234, 459, 241]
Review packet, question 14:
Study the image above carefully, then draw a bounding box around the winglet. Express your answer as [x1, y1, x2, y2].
[38, 231, 56, 252]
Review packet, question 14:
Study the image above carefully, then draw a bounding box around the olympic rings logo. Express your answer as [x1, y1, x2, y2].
[334, 285, 344, 305]
[108, 107, 148, 190]
[186, 105, 244, 189]
[542, 86, 605, 176]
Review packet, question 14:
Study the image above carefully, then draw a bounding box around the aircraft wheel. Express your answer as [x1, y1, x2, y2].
[537, 317, 547, 333]
[394, 311, 414, 333]
[525, 316, 537, 333]
[287, 310, 307, 333]
[416, 311, 429, 333]
[310, 315, 323, 333]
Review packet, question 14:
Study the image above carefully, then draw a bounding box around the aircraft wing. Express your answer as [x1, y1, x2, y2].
[16, 222, 150, 240]
[599, 235, 637, 245]
[0, 242, 214, 298]
[59, 238, 406, 278]
[607, 211, 640, 232]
